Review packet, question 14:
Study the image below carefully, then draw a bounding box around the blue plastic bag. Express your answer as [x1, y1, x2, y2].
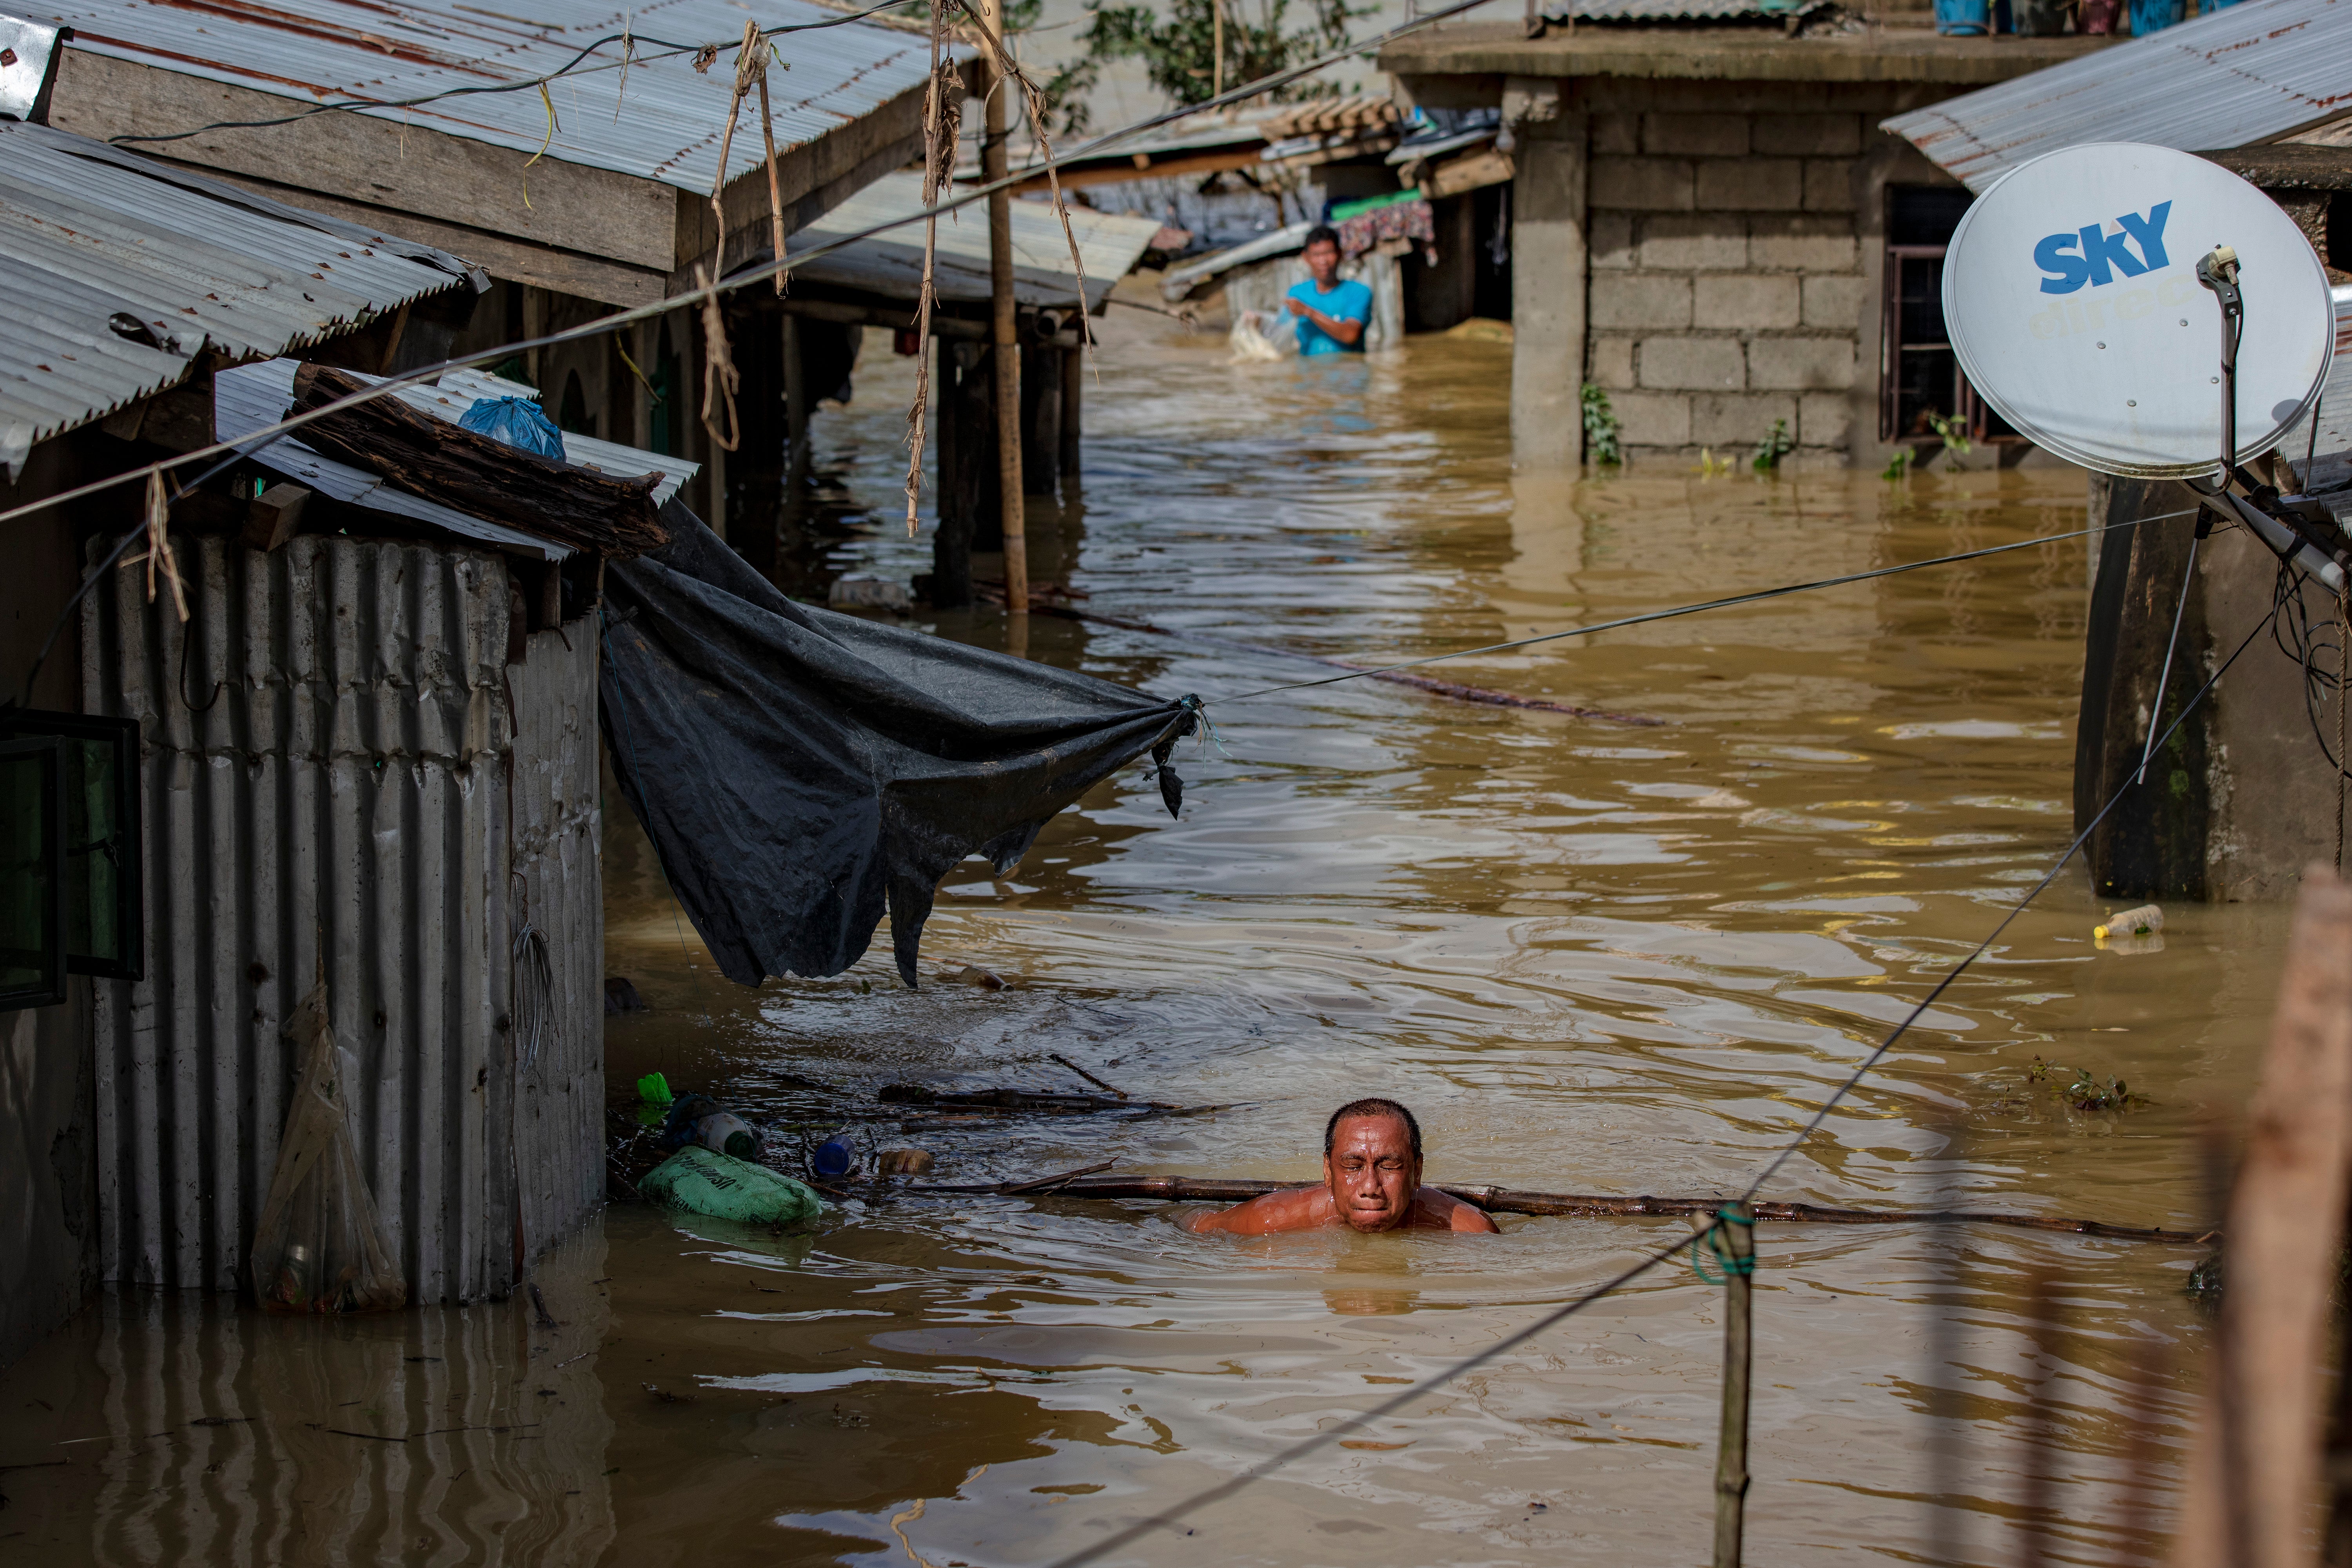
[457, 395, 567, 463]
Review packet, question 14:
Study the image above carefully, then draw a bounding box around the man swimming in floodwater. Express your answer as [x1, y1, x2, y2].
[1185, 1098, 1501, 1234]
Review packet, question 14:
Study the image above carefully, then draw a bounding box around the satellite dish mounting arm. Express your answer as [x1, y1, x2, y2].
[2196, 246, 2244, 475]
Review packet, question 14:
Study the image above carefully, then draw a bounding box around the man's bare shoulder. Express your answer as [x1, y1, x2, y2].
[1183, 1186, 1332, 1234]
[1411, 1187, 1501, 1232]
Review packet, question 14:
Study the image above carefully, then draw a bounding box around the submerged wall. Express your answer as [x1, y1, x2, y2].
[2077, 477, 2345, 901]
[81, 534, 603, 1305]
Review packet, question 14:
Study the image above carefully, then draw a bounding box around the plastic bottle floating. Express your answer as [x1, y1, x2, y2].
[2094, 905, 2163, 940]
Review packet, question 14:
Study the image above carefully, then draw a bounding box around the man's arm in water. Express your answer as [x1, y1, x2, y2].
[1185, 1185, 1498, 1234]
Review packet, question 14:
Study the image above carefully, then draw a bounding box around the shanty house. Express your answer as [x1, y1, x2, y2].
[31, 0, 963, 544]
[1, 23, 685, 1367]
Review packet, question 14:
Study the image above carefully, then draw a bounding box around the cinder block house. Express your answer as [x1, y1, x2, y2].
[1380, 12, 2104, 469]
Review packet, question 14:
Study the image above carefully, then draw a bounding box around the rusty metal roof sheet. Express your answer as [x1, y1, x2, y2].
[0, 118, 475, 476]
[1882, 0, 2352, 192]
[36, 0, 946, 195]
[786, 171, 1164, 309]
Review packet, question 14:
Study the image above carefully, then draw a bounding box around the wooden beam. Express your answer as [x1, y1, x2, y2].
[51, 51, 677, 271]
[2173, 865, 2352, 1568]
[1000, 145, 1267, 197]
[125, 155, 670, 308]
[779, 295, 988, 339]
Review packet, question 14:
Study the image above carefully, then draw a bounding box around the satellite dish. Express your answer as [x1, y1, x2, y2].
[1942, 142, 2335, 480]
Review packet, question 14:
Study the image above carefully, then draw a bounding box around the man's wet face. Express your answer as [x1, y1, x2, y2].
[1323, 1113, 1420, 1232]
[1305, 238, 1340, 285]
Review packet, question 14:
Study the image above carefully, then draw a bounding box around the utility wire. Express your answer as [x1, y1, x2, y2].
[0, 0, 1509, 548]
[1040, 1224, 1720, 1568]
[1214, 512, 2196, 703]
[1741, 599, 2274, 1201]
[1035, 516, 2260, 1563]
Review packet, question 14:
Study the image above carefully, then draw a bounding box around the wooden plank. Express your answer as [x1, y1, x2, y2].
[50, 51, 677, 272]
[1423, 145, 1517, 200]
[1004, 146, 1266, 197]
[131, 163, 670, 309]
[2172, 864, 2352, 1568]
[290, 363, 669, 557]
[242, 483, 311, 553]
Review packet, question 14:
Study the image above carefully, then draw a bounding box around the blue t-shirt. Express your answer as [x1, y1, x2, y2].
[1286, 277, 1374, 355]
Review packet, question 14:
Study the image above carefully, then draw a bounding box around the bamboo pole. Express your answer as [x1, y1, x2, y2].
[978, 0, 1027, 628]
[2172, 865, 2352, 1568]
[897, 1173, 2210, 1242]
[1712, 1202, 1754, 1568]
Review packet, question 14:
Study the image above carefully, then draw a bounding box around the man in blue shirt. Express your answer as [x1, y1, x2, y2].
[1284, 224, 1374, 354]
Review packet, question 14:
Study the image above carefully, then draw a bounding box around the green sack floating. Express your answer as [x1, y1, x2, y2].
[638, 1147, 825, 1227]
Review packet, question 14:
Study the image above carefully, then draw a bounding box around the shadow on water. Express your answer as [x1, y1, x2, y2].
[1, 301, 2246, 1565]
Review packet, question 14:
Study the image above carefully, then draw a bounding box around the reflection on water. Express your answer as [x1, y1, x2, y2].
[1, 305, 2252, 1565]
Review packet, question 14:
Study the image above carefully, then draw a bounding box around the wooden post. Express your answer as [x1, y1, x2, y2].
[931, 335, 972, 608]
[1059, 344, 1082, 478]
[2172, 865, 2352, 1568]
[1022, 340, 1060, 496]
[978, 0, 1027, 626]
[1713, 1201, 1754, 1568]
[782, 312, 811, 529]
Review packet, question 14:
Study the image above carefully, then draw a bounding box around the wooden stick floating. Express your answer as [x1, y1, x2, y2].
[904, 1172, 2212, 1245]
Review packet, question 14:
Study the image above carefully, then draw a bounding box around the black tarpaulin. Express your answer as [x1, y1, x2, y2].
[598, 503, 1198, 987]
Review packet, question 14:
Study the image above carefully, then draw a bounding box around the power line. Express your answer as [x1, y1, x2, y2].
[1040, 1223, 1720, 1568]
[1032, 530, 2266, 1563]
[1214, 513, 2197, 704]
[0, 0, 1510, 546]
[1740, 595, 2274, 1201]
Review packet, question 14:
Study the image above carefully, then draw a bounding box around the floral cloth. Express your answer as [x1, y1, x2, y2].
[1335, 198, 1435, 261]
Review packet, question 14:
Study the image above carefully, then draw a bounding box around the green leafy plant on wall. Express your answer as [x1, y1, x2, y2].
[1581, 384, 1623, 466]
[1751, 418, 1794, 472]
[1053, 0, 1369, 135]
[1924, 411, 1973, 456]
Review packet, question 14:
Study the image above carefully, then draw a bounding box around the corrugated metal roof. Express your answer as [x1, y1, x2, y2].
[85, 534, 603, 1304]
[39, 0, 946, 195]
[786, 170, 1164, 308]
[1882, 0, 2352, 191]
[2287, 283, 2352, 490]
[0, 118, 476, 475]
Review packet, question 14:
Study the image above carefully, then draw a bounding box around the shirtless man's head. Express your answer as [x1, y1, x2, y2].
[1323, 1098, 1424, 1232]
[1184, 1098, 1500, 1235]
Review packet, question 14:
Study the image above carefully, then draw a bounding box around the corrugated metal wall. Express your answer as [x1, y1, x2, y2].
[83, 534, 602, 1304]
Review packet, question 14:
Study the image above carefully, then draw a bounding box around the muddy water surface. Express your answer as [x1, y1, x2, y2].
[1, 310, 2269, 1567]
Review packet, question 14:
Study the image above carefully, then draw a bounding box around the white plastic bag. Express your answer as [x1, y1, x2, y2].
[1229, 309, 1287, 363]
[248, 973, 407, 1313]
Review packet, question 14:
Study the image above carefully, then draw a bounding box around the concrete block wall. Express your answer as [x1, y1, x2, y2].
[1564, 81, 1950, 471]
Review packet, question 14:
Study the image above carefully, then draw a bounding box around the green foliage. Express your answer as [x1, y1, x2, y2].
[1750, 418, 1794, 472]
[2185, 1251, 2223, 1315]
[1073, 0, 1368, 122]
[1924, 411, 1973, 456]
[2023, 1056, 2150, 1115]
[1580, 383, 1623, 466]
[1880, 448, 1911, 481]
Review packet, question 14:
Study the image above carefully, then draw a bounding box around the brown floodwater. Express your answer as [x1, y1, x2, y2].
[0, 306, 2272, 1567]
